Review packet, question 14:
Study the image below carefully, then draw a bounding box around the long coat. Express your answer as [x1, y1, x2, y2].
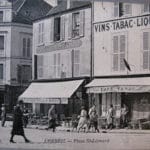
[11, 106, 24, 136]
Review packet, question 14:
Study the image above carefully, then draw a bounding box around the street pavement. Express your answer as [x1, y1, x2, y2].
[0, 121, 150, 150]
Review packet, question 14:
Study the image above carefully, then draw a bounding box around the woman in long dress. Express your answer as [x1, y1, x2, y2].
[77, 106, 88, 132]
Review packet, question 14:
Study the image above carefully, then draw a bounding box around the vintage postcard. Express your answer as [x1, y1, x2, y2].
[0, 0, 150, 150]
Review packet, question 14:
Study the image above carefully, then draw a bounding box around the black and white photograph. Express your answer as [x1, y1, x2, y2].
[0, 0, 150, 150]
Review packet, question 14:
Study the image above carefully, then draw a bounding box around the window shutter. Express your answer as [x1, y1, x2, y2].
[68, 13, 72, 39]
[79, 10, 85, 37]
[74, 50, 80, 76]
[60, 15, 65, 41]
[113, 36, 118, 53]
[0, 64, 3, 79]
[27, 38, 30, 57]
[57, 53, 61, 77]
[120, 35, 126, 70]
[23, 38, 26, 57]
[114, 2, 119, 17]
[143, 32, 149, 50]
[37, 55, 43, 78]
[38, 24, 41, 44]
[41, 23, 44, 43]
[143, 51, 149, 69]
[113, 54, 118, 71]
[143, 32, 149, 69]
[120, 53, 125, 71]
[120, 35, 125, 52]
[50, 18, 54, 42]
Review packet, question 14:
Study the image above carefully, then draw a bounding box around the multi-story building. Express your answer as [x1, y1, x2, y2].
[19, 0, 92, 116]
[0, 0, 51, 112]
[86, 0, 150, 126]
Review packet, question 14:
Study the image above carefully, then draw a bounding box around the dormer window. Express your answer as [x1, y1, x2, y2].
[114, 2, 132, 17]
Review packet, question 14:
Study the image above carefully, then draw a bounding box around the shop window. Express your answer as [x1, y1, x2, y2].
[112, 34, 126, 71]
[53, 53, 61, 78]
[0, 64, 3, 79]
[142, 31, 150, 70]
[0, 11, 3, 22]
[114, 2, 132, 17]
[54, 17, 61, 41]
[38, 22, 44, 44]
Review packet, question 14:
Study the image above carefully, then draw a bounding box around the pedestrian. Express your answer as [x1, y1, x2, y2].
[23, 107, 29, 128]
[88, 105, 99, 132]
[10, 100, 30, 143]
[1, 104, 6, 127]
[77, 106, 88, 132]
[47, 105, 56, 132]
[106, 104, 114, 130]
[121, 104, 128, 128]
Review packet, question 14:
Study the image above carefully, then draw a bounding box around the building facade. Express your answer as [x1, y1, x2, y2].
[86, 0, 150, 127]
[0, 0, 51, 112]
[19, 0, 92, 117]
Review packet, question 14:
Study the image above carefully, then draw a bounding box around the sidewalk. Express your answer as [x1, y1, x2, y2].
[3, 121, 150, 134]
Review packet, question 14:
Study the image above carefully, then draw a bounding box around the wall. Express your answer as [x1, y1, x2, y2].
[93, 1, 150, 76]
[33, 7, 91, 80]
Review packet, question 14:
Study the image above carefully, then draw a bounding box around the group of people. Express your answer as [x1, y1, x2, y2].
[76, 104, 129, 132]
[0, 101, 129, 143]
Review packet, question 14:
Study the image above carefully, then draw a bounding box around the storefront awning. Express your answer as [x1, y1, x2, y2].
[19, 80, 84, 104]
[86, 77, 150, 93]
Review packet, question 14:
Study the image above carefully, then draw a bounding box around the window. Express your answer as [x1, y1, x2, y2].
[54, 53, 61, 78]
[68, 11, 85, 39]
[142, 2, 150, 13]
[54, 17, 61, 41]
[72, 12, 80, 38]
[38, 22, 44, 44]
[73, 50, 80, 77]
[112, 34, 126, 71]
[0, 11, 3, 22]
[22, 38, 31, 57]
[142, 31, 150, 70]
[0, 35, 4, 51]
[114, 2, 132, 17]
[17, 65, 31, 83]
[0, 64, 3, 79]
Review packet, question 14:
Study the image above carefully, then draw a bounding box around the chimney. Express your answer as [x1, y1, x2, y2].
[67, 0, 71, 9]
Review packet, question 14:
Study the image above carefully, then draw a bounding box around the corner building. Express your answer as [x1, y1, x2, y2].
[86, 0, 150, 128]
[19, 1, 92, 117]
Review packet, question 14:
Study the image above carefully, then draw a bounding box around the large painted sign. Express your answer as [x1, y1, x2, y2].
[95, 15, 150, 32]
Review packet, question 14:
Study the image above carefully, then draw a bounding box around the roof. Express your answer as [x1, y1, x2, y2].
[46, 0, 91, 16]
[12, 0, 52, 24]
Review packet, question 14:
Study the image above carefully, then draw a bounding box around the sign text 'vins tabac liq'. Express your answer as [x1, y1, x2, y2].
[95, 15, 150, 32]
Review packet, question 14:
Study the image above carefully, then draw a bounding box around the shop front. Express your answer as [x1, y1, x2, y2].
[19, 79, 87, 119]
[86, 77, 150, 128]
